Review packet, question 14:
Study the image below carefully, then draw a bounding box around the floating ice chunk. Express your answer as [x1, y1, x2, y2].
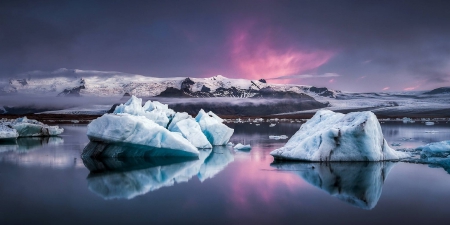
[425, 121, 435, 125]
[270, 110, 409, 161]
[234, 143, 251, 150]
[391, 143, 402, 146]
[170, 119, 212, 149]
[417, 140, 450, 158]
[226, 142, 234, 146]
[269, 123, 276, 127]
[86, 114, 199, 158]
[271, 162, 394, 209]
[195, 109, 234, 145]
[167, 112, 192, 130]
[2, 117, 64, 137]
[0, 124, 19, 140]
[269, 135, 289, 140]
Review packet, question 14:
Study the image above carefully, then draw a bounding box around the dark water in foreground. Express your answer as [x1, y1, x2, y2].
[1, 122, 450, 225]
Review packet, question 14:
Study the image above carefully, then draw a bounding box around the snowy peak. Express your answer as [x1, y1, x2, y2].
[1, 68, 339, 98]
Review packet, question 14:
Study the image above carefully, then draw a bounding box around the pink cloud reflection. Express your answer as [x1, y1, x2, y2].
[228, 153, 306, 209]
[230, 25, 335, 82]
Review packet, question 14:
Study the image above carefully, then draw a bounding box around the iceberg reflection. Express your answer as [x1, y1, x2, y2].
[271, 162, 395, 210]
[82, 143, 234, 199]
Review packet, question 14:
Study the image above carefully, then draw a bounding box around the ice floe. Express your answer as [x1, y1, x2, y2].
[270, 110, 409, 161]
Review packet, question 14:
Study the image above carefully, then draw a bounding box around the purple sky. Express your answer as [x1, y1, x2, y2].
[1, 0, 449, 92]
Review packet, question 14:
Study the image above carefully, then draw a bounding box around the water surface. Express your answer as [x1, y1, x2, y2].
[1, 122, 450, 225]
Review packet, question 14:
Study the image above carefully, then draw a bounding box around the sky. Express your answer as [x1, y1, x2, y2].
[1, 0, 450, 92]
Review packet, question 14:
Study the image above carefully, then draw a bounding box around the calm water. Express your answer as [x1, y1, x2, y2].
[1, 121, 450, 225]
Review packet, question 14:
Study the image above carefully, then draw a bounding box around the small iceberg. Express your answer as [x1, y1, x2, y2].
[270, 110, 409, 161]
[269, 135, 288, 140]
[269, 123, 276, 127]
[417, 140, 450, 158]
[425, 121, 435, 126]
[234, 143, 251, 150]
[0, 117, 63, 139]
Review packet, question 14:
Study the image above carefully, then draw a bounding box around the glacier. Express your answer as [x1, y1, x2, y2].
[270, 110, 409, 161]
[195, 109, 234, 145]
[271, 162, 394, 209]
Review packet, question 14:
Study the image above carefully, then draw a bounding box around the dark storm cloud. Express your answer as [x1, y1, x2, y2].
[0, 0, 449, 91]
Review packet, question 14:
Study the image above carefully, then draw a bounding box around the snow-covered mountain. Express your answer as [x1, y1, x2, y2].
[0, 68, 339, 98]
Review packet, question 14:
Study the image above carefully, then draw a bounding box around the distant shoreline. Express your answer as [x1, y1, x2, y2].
[1, 113, 449, 125]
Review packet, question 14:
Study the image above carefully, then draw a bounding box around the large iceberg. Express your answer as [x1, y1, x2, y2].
[86, 96, 234, 158]
[86, 114, 199, 158]
[0, 117, 63, 138]
[170, 119, 212, 149]
[195, 109, 234, 145]
[271, 110, 408, 161]
[271, 162, 394, 209]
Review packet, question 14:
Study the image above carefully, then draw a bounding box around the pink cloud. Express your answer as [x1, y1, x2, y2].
[329, 79, 335, 83]
[229, 24, 335, 81]
[382, 87, 390, 91]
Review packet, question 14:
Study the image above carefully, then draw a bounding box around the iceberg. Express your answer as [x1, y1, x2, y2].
[0, 124, 19, 141]
[234, 143, 251, 150]
[1, 117, 63, 137]
[195, 109, 234, 145]
[417, 140, 450, 158]
[271, 110, 409, 161]
[170, 119, 212, 149]
[271, 162, 394, 210]
[85, 114, 199, 158]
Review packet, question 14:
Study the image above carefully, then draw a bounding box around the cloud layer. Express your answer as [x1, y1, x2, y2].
[0, 0, 449, 91]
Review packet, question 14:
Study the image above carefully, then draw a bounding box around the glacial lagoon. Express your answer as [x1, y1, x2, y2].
[1, 122, 450, 224]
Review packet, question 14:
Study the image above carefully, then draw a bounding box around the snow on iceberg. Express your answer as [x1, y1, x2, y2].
[86, 113, 199, 158]
[167, 112, 192, 130]
[195, 109, 234, 145]
[113, 96, 173, 127]
[170, 119, 212, 149]
[271, 162, 394, 210]
[0, 124, 19, 140]
[270, 110, 409, 161]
